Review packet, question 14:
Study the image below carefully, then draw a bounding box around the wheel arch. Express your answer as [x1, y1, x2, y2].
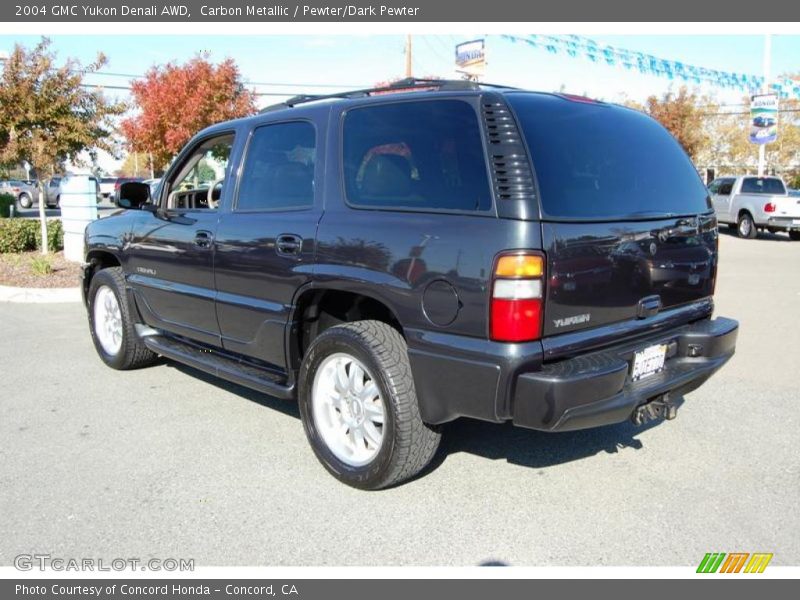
[287, 284, 405, 373]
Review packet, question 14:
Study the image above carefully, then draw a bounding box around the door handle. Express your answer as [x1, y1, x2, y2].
[194, 230, 214, 248]
[276, 234, 302, 256]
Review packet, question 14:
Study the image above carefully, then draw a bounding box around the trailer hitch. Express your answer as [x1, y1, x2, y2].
[631, 394, 679, 426]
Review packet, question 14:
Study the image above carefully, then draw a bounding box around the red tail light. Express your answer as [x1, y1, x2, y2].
[490, 253, 545, 342]
[764, 202, 776, 213]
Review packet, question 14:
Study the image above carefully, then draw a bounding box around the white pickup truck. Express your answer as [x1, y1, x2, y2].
[709, 176, 800, 240]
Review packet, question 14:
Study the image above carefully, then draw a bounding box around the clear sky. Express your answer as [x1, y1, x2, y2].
[1, 33, 799, 171]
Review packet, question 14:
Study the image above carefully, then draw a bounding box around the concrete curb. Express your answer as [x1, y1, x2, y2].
[0, 285, 81, 303]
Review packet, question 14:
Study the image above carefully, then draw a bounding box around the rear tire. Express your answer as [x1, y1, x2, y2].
[299, 320, 441, 490]
[737, 212, 757, 239]
[18, 193, 32, 209]
[88, 267, 158, 370]
[789, 231, 800, 241]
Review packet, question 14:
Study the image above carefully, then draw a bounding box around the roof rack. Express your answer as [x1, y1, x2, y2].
[259, 78, 520, 113]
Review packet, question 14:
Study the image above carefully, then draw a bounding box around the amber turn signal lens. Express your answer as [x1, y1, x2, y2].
[495, 255, 544, 278]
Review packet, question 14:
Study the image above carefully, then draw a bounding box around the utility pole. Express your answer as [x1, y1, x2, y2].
[758, 34, 772, 177]
[405, 34, 413, 78]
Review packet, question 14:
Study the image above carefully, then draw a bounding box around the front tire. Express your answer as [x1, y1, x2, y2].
[88, 267, 158, 370]
[737, 212, 757, 239]
[299, 320, 441, 490]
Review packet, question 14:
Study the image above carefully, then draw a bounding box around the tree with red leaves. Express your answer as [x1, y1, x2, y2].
[121, 56, 256, 170]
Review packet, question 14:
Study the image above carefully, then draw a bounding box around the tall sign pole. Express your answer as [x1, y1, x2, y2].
[758, 34, 772, 176]
[405, 34, 413, 78]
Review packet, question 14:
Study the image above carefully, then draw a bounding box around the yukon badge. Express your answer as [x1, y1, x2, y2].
[553, 313, 591, 328]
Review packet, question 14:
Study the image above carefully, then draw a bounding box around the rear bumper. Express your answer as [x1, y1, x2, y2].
[767, 217, 800, 231]
[512, 317, 738, 431]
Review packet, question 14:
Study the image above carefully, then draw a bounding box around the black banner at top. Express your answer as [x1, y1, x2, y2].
[2, 0, 800, 22]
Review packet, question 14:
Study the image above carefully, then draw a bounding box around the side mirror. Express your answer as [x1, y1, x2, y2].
[116, 181, 151, 209]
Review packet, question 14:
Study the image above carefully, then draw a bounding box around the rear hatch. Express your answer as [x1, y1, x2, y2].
[506, 93, 716, 338]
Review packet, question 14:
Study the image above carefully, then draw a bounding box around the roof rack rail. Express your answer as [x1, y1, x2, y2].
[259, 78, 520, 113]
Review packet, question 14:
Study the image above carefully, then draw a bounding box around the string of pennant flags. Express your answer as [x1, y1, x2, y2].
[500, 34, 800, 101]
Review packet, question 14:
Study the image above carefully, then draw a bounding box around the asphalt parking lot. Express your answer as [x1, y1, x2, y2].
[0, 229, 798, 567]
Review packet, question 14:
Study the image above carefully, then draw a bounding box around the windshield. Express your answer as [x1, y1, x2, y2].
[507, 93, 711, 220]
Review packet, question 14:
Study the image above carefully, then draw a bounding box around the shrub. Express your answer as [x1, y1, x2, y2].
[41, 219, 64, 252]
[30, 254, 53, 276]
[0, 218, 64, 253]
[0, 218, 38, 253]
[0, 193, 14, 218]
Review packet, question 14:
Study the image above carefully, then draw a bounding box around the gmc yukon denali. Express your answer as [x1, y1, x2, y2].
[81, 79, 738, 489]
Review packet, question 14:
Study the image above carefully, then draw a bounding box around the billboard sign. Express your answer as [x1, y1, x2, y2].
[749, 93, 778, 144]
[455, 39, 486, 78]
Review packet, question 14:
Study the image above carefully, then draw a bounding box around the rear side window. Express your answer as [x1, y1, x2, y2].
[741, 177, 786, 195]
[237, 121, 316, 211]
[507, 94, 711, 219]
[343, 100, 492, 212]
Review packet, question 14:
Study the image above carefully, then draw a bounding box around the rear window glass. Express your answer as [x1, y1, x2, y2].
[507, 94, 711, 219]
[342, 100, 492, 212]
[741, 177, 786, 195]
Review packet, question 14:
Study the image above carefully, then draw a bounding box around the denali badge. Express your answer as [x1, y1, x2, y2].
[553, 313, 591, 328]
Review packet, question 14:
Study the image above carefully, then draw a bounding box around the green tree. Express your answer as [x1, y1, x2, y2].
[0, 38, 125, 253]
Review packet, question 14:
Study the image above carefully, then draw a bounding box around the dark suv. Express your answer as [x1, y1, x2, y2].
[81, 79, 738, 489]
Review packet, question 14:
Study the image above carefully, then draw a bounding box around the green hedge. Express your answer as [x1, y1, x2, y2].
[0, 193, 14, 218]
[0, 218, 64, 253]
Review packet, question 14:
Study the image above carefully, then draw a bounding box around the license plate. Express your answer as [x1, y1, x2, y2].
[793, 219, 800, 225]
[631, 344, 667, 381]
[687, 273, 700, 285]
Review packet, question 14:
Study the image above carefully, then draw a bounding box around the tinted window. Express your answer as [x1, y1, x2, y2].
[741, 177, 786, 195]
[508, 94, 711, 219]
[717, 179, 734, 196]
[343, 100, 491, 211]
[237, 122, 315, 211]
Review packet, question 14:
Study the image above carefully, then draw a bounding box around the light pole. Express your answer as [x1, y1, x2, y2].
[758, 34, 772, 177]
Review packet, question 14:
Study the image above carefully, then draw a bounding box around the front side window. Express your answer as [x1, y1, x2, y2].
[343, 100, 492, 212]
[164, 133, 234, 211]
[717, 179, 735, 196]
[236, 121, 316, 211]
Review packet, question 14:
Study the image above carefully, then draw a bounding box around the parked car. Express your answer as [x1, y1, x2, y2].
[0, 179, 40, 209]
[789, 188, 800, 197]
[99, 177, 117, 200]
[44, 175, 102, 208]
[81, 79, 738, 489]
[708, 175, 800, 239]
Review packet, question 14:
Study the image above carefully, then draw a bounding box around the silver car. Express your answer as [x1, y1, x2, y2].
[44, 176, 102, 208]
[0, 179, 40, 209]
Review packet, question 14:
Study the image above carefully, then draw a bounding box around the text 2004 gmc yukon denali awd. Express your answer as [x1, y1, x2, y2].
[81, 79, 738, 489]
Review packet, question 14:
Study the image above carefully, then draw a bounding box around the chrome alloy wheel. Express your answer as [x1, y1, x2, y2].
[311, 352, 386, 467]
[739, 216, 752, 237]
[93, 285, 123, 356]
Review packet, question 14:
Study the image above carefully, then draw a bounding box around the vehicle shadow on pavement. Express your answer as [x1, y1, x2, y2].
[718, 227, 792, 242]
[170, 361, 678, 475]
[168, 363, 301, 420]
[425, 401, 680, 473]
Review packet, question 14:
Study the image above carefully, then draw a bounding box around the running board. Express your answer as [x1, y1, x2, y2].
[143, 335, 295, 400]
